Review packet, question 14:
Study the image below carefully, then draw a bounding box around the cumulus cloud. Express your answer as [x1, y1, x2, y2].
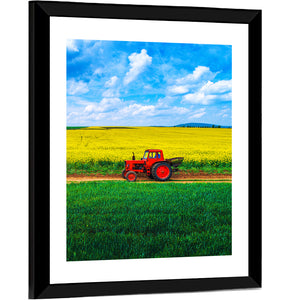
[85, 112, 107, 121]
[156, 96, 177, 108]
[176, 66, 213, 84]
[119, 103, 156, 117]
[102, 88, 120, 98]
[67, 111, 79, 121]
[102, 76, 120, 98]
[183, 92, 217, 105]
[219, 92, 232, 101]
[93, 68, 103, 76]
[79, 99, 177, 124]
[118, 103, 189, 120]
[169, 66, 219, 101]
[105, 76, 118, 87]
[124, 49, 152, 85]
[182, 79, 232, 104]
[201, 80, 232, 94]
[167, 85, 189, 95]
[67, 79, 89, 95]
[84, 97, 122, 113]
[66, 39, 79, 52]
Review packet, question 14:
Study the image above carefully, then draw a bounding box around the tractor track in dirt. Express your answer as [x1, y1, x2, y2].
[67, 172, 232, 183]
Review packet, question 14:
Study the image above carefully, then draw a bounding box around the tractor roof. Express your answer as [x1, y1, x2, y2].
[146, 149, 162, 152]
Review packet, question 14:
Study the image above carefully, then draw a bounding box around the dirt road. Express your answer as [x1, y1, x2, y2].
[67, 172, 232, 183]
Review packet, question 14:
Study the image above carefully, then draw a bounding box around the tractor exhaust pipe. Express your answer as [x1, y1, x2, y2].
[132, 152, 135, 160]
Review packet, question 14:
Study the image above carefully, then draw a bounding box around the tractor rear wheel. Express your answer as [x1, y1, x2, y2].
[153, 162, 172, 181]
[126, 171, 137, 182]
[121, 169, 126, 179]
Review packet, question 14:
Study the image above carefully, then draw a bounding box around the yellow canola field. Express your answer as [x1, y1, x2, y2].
[67, 127, 232, 166]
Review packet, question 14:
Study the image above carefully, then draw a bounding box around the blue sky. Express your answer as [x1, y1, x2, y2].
[67, 40, 232, 126]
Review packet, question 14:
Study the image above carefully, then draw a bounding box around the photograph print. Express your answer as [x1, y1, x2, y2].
[66, 39, 232, 261]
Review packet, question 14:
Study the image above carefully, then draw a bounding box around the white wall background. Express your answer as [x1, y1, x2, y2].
[1, 0, 299, 299]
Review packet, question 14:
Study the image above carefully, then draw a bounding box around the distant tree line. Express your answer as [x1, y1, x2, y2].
[173, 125, 222, 128]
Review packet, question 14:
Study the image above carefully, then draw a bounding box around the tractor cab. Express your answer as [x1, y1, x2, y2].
[143, 149, 164, 161]
[142, 150, 148, 160]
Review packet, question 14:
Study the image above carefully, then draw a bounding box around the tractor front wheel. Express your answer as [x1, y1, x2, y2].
[153, 162, 172, 181]
[126, 171, 137, 182]
[121, 169, 126, 179]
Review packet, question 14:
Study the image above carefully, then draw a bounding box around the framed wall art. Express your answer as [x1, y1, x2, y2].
[29, 1, 261, 298]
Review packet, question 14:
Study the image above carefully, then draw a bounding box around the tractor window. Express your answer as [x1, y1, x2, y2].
[149, 152, 153, 158]
[143, 151, 149, 159]
[157, 152, 161, 159]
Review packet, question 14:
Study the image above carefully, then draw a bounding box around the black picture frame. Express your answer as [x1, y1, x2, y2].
[29, 1, 261, 298]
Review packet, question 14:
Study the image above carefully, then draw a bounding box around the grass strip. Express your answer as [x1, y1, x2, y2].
[67, 181, 232, 261]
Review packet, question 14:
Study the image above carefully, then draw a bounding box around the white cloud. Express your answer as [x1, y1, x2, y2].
[176, 66, 212, 84]
[105, 76, 118, 87]
[168, 85, 189, 95]
[154, 106, 190, 117]
[102, 76, 120, 98]
[191, 66, 210, 80]
[199, 81, 214, 91]
[183, 92, 217, 105]
[68, 100, 192, 126]
[86, 113, 106, 121]
[156, 96, 177, 108]
[83, 105, 95, 113]
[119, 103, 156, 117]
[219, 92, 232, 101]
[201, 80, 232, 94]
[124, 49, 152, 85]
[217, 108, 230, 115]
[101, 97, 122, 109]
[102, 89, 120, 98]
[217, 108, 231, 118]
[182, 79, 232, 104]
[171, 107, 190, 114]
[67, 79, 89, 95]
[67, 111, 79, 121]
[190, 112, 206, 119]
[93, 68, 103, 76]
[83, 97, 122, 113]
[66, 40, 79, 52]
[115, 103, 189, 121]
[189, 108, 206, 119]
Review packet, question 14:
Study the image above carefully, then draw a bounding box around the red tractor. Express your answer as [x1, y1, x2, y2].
[122, 149, 184, 182]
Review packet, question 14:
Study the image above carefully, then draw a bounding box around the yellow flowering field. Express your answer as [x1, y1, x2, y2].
[67, 127, 232, 174]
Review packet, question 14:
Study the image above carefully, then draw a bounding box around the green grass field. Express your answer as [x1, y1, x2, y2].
[67, 181, 232, 261]
[66, 160, 232, 176]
